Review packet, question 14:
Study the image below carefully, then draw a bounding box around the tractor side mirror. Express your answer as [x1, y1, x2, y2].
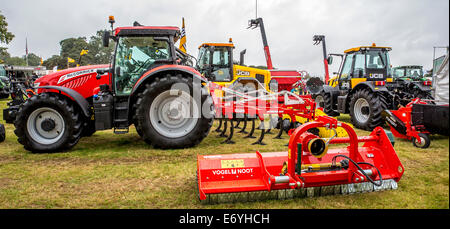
[103, 31, 110, 47]
[327, 56, 333, 65]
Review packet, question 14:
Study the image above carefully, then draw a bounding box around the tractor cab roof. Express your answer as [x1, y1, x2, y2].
[344, 43, 392, 54]
[114, 26, 181, 42]
[198, 43, 235, 49]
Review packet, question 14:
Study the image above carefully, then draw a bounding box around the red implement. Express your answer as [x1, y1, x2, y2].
[197, 116, 404, 203]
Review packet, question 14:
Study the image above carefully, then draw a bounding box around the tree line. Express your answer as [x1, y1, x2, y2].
[1, 11, 114, 69]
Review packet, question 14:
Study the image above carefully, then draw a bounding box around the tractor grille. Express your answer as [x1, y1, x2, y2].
[62, 75, 92, 89]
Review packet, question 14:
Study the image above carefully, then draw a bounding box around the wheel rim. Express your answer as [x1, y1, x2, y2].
[149, 90, 199, 138]
[315, 95, 324, 108]
[27, 107, 65, 145]
[414, 137, 426, 147]
[354, 98, 370, 124]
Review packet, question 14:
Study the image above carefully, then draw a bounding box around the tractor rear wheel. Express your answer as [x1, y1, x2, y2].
[135, 74, 214, 149]
[14, 93, 83, 153]
[349, 89, 386, 130]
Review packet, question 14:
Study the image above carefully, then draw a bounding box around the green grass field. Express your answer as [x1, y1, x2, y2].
[0, 98, 448, 209]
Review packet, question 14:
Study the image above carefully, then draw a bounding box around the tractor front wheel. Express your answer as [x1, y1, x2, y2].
[14, 93, 83, 153]
[323, 93, 340, 116]
[349, 89, 386, 130]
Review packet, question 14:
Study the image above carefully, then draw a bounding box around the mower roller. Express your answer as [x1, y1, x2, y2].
[196, 116, 404, 204]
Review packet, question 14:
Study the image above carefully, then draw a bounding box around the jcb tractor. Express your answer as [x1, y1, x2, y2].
[311, 37, 396, 130]
[5, 17, 214, 153]
[196, 41, 271, 93]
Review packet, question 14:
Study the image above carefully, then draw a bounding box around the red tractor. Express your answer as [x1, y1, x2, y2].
[4, 17, 214, 152]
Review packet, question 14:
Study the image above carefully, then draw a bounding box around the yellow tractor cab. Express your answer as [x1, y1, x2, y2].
[196, 40, 271, 93]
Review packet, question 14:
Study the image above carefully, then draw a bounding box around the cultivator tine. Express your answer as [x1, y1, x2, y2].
[234, 120, 241, 129]
[238, 116, 248, 134]
[218, 119, 228, 137]
[274, 125, 284, 139]
[200, 179, 399, 204]
[221, 119, 235, 144]
[244, 119, 256, 138]
[215, 119, 223, 132]
[252, 120, 266, 145]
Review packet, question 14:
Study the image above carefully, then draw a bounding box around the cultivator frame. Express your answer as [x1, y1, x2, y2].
[197, 116, 404, 204]
[208, 81, 316, 145]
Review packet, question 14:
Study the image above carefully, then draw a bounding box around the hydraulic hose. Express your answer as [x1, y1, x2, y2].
[331, 154, 383, 186]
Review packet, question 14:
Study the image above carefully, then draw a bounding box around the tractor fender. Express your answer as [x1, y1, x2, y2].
[131, 65, 206, 96]
[37, 86, 91, 118]
[322, 85, 339, 97]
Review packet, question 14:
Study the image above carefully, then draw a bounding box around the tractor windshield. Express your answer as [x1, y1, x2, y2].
[366, 50, 387, 69]
[114, 36, 171, 95]
[405, 67, 423, 79]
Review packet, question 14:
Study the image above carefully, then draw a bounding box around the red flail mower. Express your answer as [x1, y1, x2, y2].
[196, 116, 404, 204]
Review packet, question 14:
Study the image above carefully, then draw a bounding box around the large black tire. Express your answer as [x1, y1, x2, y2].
[349, 89, 387, 130]
[134, 74, 214, 149]
[0, 124, 5, 142]
[323, 92, 340, 116]
[81, 119, 96, 137]
[14, 93, 83, 153]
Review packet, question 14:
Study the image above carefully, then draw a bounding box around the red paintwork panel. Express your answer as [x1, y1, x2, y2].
[35, 65, 110, 99]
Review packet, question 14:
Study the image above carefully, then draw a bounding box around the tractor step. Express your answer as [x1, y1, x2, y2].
[114, 127, 129, 134]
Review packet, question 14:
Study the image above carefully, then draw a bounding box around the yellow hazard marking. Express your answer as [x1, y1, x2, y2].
[221, 159, 245, 168]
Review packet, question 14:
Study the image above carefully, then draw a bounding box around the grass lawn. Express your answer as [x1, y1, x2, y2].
[0, 97, 448, 209]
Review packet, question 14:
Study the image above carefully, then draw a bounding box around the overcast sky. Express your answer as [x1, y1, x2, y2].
[1, 0, 449, 76]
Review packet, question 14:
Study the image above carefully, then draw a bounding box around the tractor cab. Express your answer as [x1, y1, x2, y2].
[330, 44, 393, 90]
[196, 41, 271, 92]
[105, 24, 182, 96]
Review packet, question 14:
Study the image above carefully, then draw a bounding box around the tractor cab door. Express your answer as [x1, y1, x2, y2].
[196, 46, 233, 83]
[337, 53, 354, 91]
[210, 46, 233, 82]
[113, 36, 173, 96]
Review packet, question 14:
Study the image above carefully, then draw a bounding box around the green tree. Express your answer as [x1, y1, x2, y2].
[0, 11, 14, 62]
[86, 30, 115, 64]
[43, 55, 65, 70]
[24, 53, 42, 66]
[5, 56, 26, 66]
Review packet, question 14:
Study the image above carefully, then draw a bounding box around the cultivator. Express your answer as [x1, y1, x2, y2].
[197, 116, 404, 204]
[208, 81, 316, 145]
